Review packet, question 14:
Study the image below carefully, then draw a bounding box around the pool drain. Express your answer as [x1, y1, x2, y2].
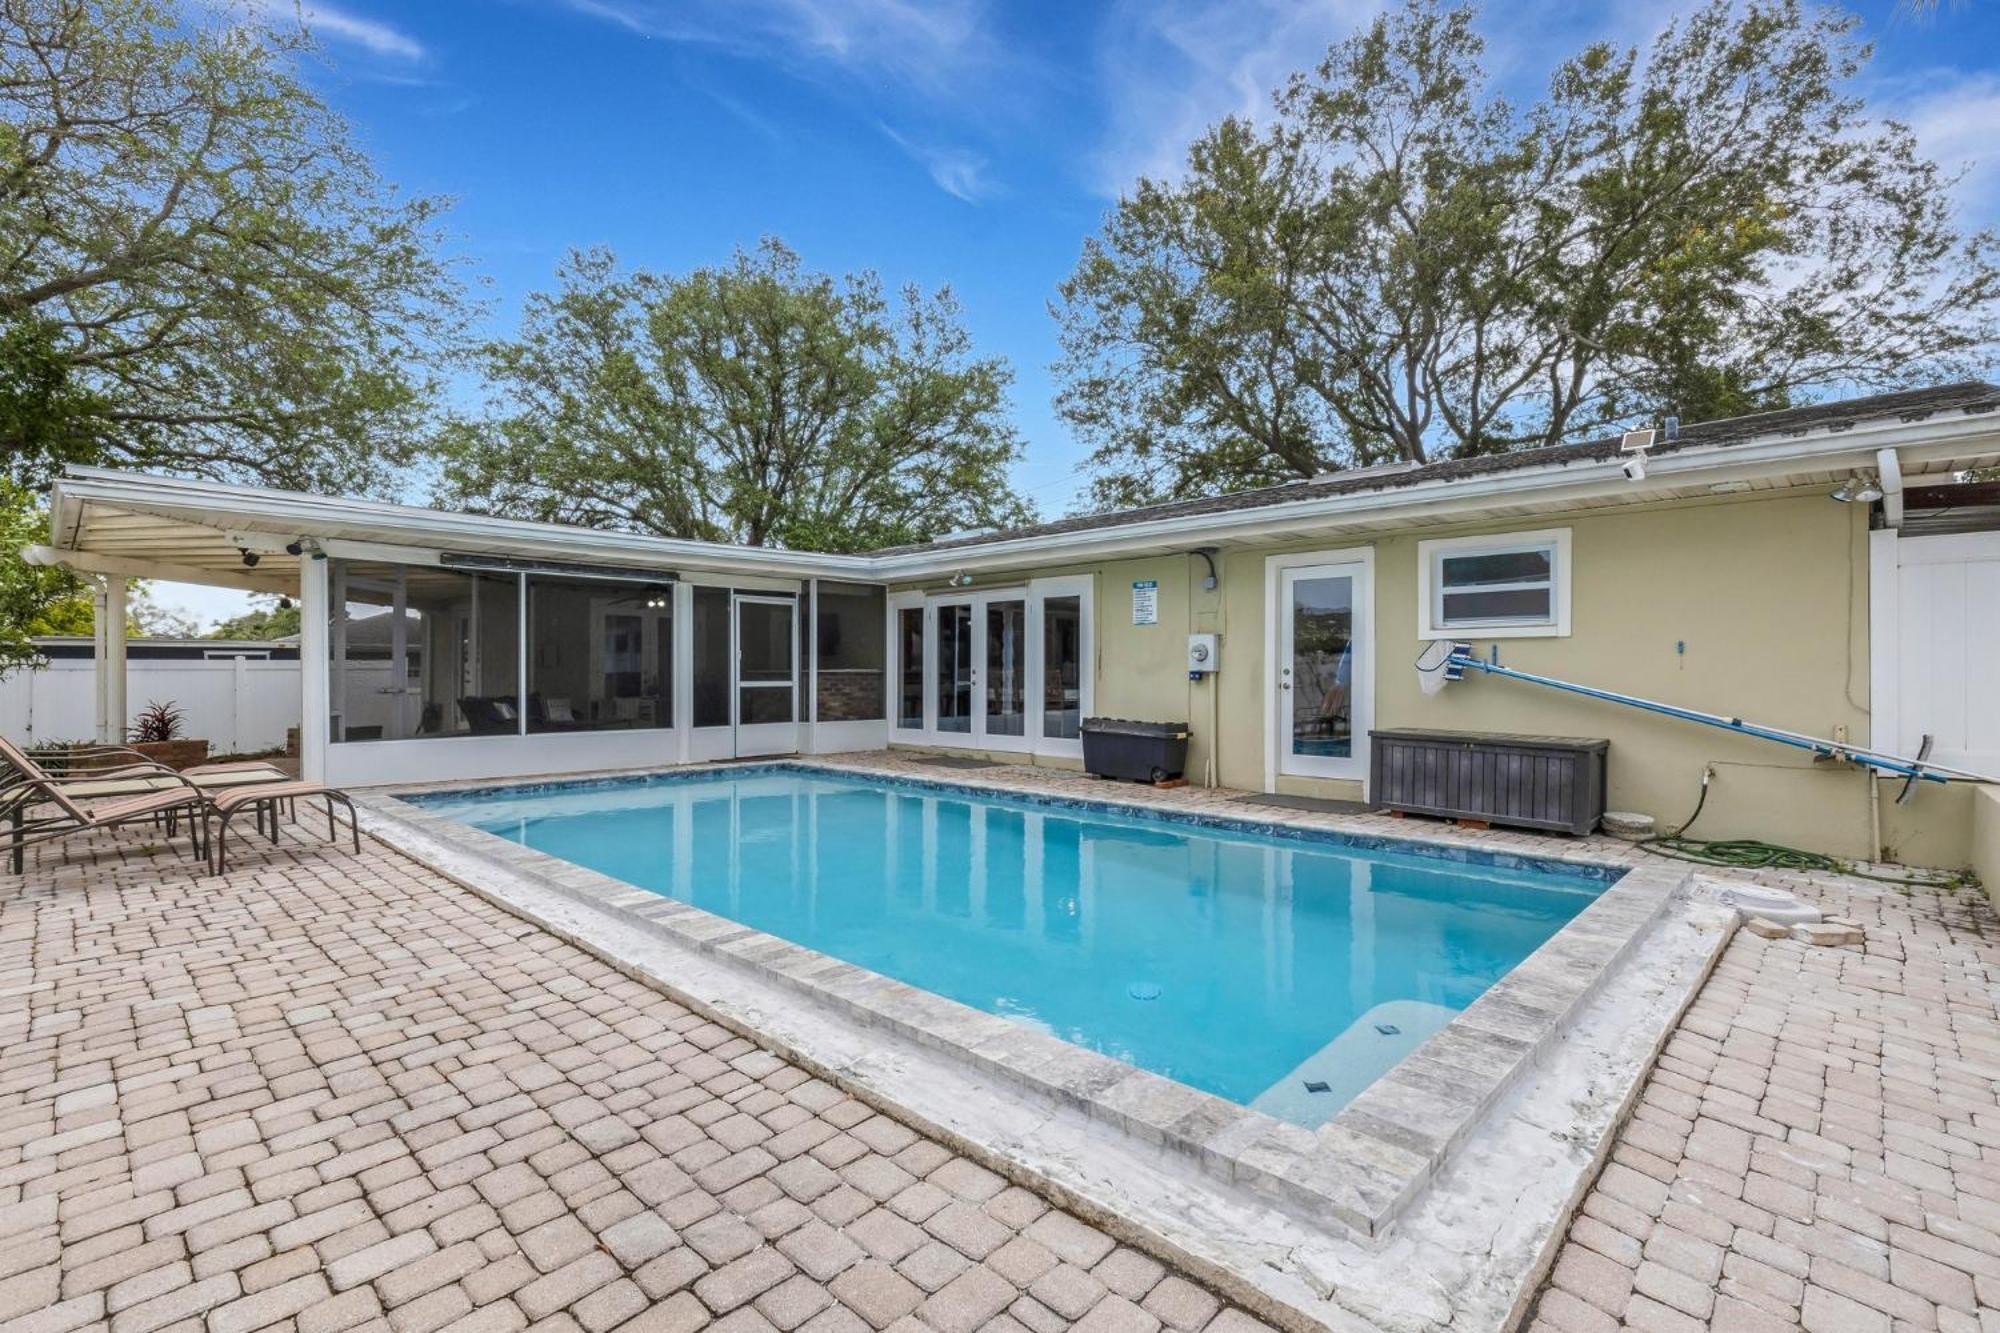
[1127, 982, 1161, 1001]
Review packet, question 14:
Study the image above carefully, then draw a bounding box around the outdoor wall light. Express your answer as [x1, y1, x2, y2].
[1830, 472, 1884, 504]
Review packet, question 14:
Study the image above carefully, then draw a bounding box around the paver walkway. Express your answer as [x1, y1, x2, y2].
[0, 828, 1271, 1333]
[1527, 868, 2000, 1333]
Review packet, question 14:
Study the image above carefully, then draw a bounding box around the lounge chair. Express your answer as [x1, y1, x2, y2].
[0, 737, 299, 872]
[206, 781, 361, 874]
[17, 739, 290, 785]
[0, 738, 292, 802]
[1, 770, 210, 871]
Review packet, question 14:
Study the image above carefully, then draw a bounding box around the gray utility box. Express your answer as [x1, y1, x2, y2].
[1369, 729, 1609, 836]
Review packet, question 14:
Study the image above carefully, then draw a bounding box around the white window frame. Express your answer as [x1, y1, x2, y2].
[888, 590, 930, 739]
[1027, 574, 1093, 760]
[1417, 527, 1572, 640]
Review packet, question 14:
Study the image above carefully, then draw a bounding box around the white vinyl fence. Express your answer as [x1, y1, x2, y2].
[0, 658, 300, 755]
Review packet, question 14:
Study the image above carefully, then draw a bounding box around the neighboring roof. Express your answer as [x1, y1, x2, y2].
[31, 636, 300, 659]
[34, 381, 2000, 586]
[873, 382, 2000, 557]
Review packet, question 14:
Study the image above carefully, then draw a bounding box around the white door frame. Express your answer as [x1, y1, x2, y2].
[732, 592, 800, 757]
[887, 579, 1093, 757]
[1264, 548, 1375, 791]
[930, 586, 1032, 753]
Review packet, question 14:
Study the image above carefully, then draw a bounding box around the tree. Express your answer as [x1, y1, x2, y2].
[0, 480, 81, 673]
[206, 595, 301, 640]
[126, 586, 196, 638]
[0, 0, 469, 493]
[433, 241, 1032, 553]
[1054, 0, 2000, 507]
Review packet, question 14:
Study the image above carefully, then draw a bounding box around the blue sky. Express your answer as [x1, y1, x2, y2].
[168, 0, 2000, 627]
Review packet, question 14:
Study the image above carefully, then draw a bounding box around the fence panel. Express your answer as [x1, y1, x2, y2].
[0, 659, 301, 754]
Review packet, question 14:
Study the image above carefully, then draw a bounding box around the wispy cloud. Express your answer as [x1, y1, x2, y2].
[1878, 69, 2000, 225]
[877, 124, 995, 202]
[553, 0, 1007, 98]
[245, 0, 426, 61]
[1086, 0, 1375, 198]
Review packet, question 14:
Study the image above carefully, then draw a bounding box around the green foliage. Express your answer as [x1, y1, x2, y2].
[0, 0, 471, 493]
[0, 481, 81, 674]
[126, 586, 197, 638]
[206, 596, 301, 641]
[129, 699, 185, 744]
[433, 241, 1032, 552]
[1055, 0, 2000, 506]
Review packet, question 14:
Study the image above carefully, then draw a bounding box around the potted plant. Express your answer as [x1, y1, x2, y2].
[128, 700, 210, 770]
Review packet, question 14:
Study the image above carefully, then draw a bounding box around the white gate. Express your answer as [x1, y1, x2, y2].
[0, 658, 301, 755]
[1871, 530, 2000, 774]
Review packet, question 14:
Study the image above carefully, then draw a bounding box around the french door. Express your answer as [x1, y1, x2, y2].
[733, 593, 798, 757]
[892, 580, 1088, 756]
[927, 591, 1030, 752]
[1271, 554, 1373, 784]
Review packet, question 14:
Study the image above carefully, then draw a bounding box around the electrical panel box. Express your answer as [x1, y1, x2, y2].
[1187, 633, 1220, 674]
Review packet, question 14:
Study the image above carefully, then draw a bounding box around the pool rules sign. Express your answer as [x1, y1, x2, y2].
[1132, 579, 1158, 625]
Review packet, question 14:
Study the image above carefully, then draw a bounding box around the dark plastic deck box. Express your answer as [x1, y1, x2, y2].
[1369, 729, 1609, 835]
[1081, 718, 1190, 783]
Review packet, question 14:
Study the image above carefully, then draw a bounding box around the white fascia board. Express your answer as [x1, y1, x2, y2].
[51, 468, 869, 581]
[49, 407, 2000, 585]
[870, 409, 2000, 577]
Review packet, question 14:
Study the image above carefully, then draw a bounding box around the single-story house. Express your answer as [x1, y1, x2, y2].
[24, 382, 2000, 868]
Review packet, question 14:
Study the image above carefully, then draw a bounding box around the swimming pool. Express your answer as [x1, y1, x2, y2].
[413, 767, 1615, 1128]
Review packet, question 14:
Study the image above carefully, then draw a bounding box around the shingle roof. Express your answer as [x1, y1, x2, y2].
[872, 381, 2000, 557]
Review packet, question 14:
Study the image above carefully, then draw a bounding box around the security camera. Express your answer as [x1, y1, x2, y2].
[1621, 452, 1648, 482]
[238, 547, 261, 568]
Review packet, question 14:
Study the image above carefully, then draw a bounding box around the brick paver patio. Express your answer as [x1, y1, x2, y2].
[1527, 869, 2000, 1333]
[8, 800, 1997, 1333]
[0, 829, 1274, 1333]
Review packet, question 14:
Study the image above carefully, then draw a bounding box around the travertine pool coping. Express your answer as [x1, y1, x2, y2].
[361, 758, 1689, 1240]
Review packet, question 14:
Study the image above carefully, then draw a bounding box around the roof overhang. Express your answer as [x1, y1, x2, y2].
[33, 404, 2000, 590]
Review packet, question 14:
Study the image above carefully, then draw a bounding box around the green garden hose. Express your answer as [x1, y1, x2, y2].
[1638, 768, 1963, 888]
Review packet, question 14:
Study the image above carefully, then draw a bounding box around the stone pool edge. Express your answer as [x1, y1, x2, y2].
[358, 761, 1689, 1239]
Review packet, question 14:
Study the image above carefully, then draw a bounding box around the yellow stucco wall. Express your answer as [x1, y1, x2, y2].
[1973, 788, 2000, 907]
[902, 487, 1974, 868]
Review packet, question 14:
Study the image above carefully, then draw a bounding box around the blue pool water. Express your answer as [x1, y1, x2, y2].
[414, 768, 1613, 1126]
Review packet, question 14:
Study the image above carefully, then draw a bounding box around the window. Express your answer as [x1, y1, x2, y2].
[1417, 528, 1571, 639]
[814, 583, 885, 722]
[895, 604, 924, 730]
[327, 560, 518, 742]
[692, 587, 731, 727]
[1041, 595, 1082, 740]
[526, 578, 672, 732]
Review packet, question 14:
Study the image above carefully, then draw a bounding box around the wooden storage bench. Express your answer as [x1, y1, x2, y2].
[1369, 729, 1609, 836]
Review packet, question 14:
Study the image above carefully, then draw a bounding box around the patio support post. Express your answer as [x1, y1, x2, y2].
[300, 552, 329, 782]
[92, 577, 128, 744]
